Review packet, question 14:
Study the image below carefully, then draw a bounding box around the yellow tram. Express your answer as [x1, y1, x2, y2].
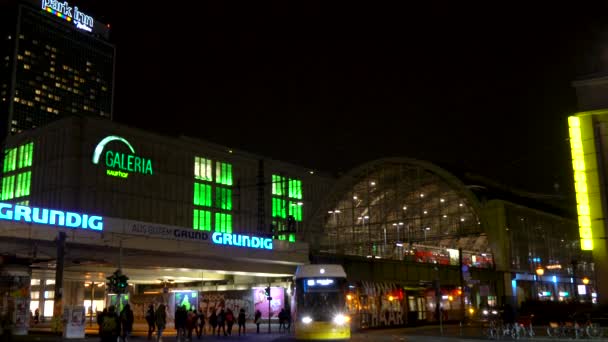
[294, 264, 351, 340]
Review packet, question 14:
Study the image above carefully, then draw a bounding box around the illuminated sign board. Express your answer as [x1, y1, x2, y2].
[306, 279, 334, 286]
[211, 232, 273, 250]
[92, 136, 154, 178]
[568, 115, 602, 250]
[0, 202, 103, 231]
[41, 0, 94, 32]
[125, 222, 273, 250]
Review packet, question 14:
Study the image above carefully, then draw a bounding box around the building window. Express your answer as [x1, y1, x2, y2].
[45, 279, 55, 285]
[31, 279, 40, 286]
[44, 291, 54, 299]
[2, 142, 34, 201]
[193, 209, 212, 231]
[193, 157, 233, 232]
[272, 174, 303, 242]
[193, 183, 212, 207]
[215, 212, 232, 233]
[31, 291, 40, 299]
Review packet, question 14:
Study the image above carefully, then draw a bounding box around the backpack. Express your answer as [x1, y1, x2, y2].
[102, 315, 117, 333]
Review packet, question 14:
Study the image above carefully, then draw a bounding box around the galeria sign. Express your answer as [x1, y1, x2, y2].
[92, 136, 154, 178]
[0, 202, 103, 231]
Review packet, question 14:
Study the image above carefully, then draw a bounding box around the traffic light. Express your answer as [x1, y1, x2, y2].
[106, 269, 129, 294]
[264, 286, 271, 297]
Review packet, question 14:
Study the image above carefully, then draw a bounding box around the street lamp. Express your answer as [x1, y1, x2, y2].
[392, 222, 404, 243]
[424, 227, 430, 242]
[358, 215, 370, 256]
[536, 267, 545, 299]
[582, 276, 590, 285]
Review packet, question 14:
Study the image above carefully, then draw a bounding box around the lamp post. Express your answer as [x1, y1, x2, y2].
[582, 276, 590, 301]
[536, 267, 545, 300]
[328, 210, 341, 252]
[393, 222, 404, 259]
[359, 215, 370, 256]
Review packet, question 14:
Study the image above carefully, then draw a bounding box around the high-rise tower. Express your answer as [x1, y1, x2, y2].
[0, 0, 114, 139]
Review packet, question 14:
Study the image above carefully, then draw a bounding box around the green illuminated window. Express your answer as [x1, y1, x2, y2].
[272, 175, 285, 196]
[290, 201, 302, 221]
[15, 171, 31, 198]
[1, 175, 15, 200]
[277, 233, 296, 242]
[215, 187, 232, 210]
[17, 143, 33, 169]
[193, 183, 212, 207]
[193, 209, 212, 231]
[3, 148, 17, 172]
[216, 162, 233, 186]
[288, 179, 302, 199]
[2, 142, 34, 202]
[271, 174, 303, 243]
[194, 157, 212, 181]
[273, 197, 286, 218]
[215, 212, 232, 233]
[193, 156, 234, 232]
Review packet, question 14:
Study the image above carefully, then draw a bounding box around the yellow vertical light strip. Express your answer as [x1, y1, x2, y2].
[569, 115, 602, 250]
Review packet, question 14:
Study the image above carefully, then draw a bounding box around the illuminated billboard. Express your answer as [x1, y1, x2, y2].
[568, 114, 603, 250]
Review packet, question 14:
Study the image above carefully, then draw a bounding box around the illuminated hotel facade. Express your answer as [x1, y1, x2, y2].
[0, 115, 593, 334]
[0, 0, 114, 141]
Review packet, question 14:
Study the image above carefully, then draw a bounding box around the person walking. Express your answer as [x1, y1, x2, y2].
[97, 308, 107, 340]
[225, 308, 234, 336]
[155, 304, 167, 342]
[120, 304, 134, 342]
[217, 308, 226, 336]
[145, 304, 156, 340]
[209, 310, 218, 336]
[237, 308, 246, 336]
[186, 309, 197, 341]
[278, 308, 287, 332]
[254, 309, 262, 334]
[100, 306, 120, 342]
[196, 309, 205, 339]
[175, 305, 187, 342]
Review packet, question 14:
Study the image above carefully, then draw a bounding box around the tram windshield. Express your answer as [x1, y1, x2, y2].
[296, 278, 346, 321]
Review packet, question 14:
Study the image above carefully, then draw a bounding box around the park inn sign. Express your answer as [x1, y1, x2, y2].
[92, 136, 154, 178]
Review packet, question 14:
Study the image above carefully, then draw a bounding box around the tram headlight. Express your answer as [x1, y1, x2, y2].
[301, 316, 313, 324]
[333, 314, 350, 325]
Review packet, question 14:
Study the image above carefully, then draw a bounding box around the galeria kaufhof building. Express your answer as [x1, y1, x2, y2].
[0, 115, 594, 332]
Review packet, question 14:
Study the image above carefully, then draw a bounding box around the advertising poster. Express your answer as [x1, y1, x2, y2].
[14, 298, 29, 335]
[252, 287, 284, 319]
[174, 291, 198, 312]
[63, 305, 86, 338]
[199, 290, 251, 318]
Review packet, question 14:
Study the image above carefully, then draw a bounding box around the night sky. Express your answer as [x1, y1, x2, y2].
[81, 1, 608, 196]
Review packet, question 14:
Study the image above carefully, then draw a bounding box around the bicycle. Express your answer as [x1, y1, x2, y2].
[584, 321, 603, 339]
[515, 314, 534, 338]
[484, 318, 500, 340]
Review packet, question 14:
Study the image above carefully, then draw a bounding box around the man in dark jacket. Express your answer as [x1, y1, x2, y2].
[120, 304, 134, 342]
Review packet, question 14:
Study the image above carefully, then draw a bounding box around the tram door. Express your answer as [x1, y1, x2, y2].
[406, 295, 427, 325]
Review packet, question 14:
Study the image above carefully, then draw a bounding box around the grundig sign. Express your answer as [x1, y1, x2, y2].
[0, 202, 103, 231]
[92, 136, 154, 178]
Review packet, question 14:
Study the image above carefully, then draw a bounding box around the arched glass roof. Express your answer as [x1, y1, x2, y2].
[315, 158, 490, 263]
